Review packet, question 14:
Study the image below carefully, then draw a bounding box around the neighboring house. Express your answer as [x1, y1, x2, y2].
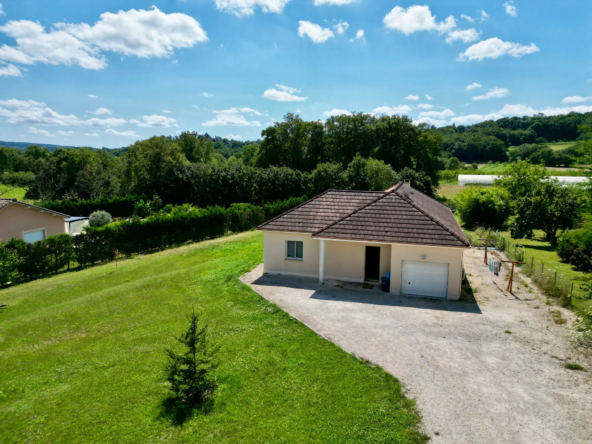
[258, 181, 471, 300]
[0, 198, 88, 242]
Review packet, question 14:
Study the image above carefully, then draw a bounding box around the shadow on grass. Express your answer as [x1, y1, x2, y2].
[460, 279, 477, 303]
[158, 395, 215, 426]
[521, 244, 556, 252]
[0, 303, 8, 314]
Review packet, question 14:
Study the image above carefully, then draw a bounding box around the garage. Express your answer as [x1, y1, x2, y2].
[401, 261, 449, 298]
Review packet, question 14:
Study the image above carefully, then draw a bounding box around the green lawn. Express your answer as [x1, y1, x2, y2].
[547, 141, 576, 151]
[0, 231, 426, 444]
[0, 184, 29, 202]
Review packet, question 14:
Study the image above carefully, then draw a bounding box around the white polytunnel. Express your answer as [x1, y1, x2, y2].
[458, 175, 589, 186]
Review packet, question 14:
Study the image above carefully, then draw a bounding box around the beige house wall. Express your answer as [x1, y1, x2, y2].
[0, 204, 68, 242]
[263, 231, 319, 277]
[389, 244, 464, 300]
[324, 240, 391, 283]
[262, 230, 465, 300]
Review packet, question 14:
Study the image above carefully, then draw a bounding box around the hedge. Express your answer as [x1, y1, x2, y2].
[0, 195, 308, 286]
[40, 195, 147, 217]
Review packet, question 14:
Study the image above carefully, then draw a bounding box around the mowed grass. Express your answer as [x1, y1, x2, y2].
[547, 141, 576, 151]
[0, 185, 29, 202]
[438, 184, 466, 199]
[0, 231, 426, 444]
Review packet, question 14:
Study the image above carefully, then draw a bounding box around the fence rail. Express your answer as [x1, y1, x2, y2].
[464, 230, 587, 305]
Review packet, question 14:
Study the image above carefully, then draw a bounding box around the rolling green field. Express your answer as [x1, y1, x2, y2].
[547, 141, 576, 151]
[0, 231, 426, 444]
[0, 185, 29, 202]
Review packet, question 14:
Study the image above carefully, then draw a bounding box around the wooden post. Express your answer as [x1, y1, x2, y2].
[502, 260, 525, 293]
[479, 238, 494, 266]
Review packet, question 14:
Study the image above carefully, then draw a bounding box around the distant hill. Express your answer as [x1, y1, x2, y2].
[0, 141, 99, 151]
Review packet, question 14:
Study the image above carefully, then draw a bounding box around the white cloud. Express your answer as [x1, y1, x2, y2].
[383, 5, 456, 35]
[215, 0, 291, 17]
[459, 37, 539, 61]
[372, 105, 412, 116]
[263, 84, 307, 101]
[450, 103, 592, 125]
[461, 10, 488, 23]
[323, 108, 351, 117]
[314, 0, 359, 4]
[105, 129, 140, 138]
[561, 96, 592, 104]
[0, 7, 207, 72]
[86, 132, 99, 137]
[0, 98, 126, 127]
[84, 117, 126, 127]
[418, 103, 433, 109]
[419, 109, 455, 119]
[504, 2, 517, 17]
[130, 115, 178, 128]
[416, 117, 446, 126]
[0, 4, 4, 15]
[163, 110, 172, 114]
[57, 130, 74, 136]
[425, 94, 433, 100]
[298, 21, 334, 43]
[203, 108, 263, 127]
[91, 107, 112, 115]
[465, 82, 482, 91]
[202, 92, 213, 97]
[446, 28, 480, 43]
[88, 94, 98, 98]
[333, 20, 349, 35]
[472, 87, 509, 100]
[350, 29, 365, 42]
[405, 94, 419, 100]
[59, 7, 208, 58]
[0, 63, 22, 77]
[29, 126, 53, 137]
[225, 134, 242, 140]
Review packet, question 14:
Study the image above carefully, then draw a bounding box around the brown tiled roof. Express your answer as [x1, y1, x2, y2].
[258, 183, 470, 248]
[0, 198, 70, 217]
[258, 190, 384, 233]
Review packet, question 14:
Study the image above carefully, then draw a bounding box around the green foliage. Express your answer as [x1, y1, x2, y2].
[308, 163, 347, 196]
[176, 131, 214, 164]
[509, 180, 580, 245]
[0, 242, 21, 286]
[0, 195, 308, 282]
[572, 307, 592, 346]
[89, 210, 112, 228]
[557, 219, 592, 271]
[456, 187, 511, 229]
[165, 309, 220, 403]
[41, 195, 145, 217]
[496, 161, 549, 198]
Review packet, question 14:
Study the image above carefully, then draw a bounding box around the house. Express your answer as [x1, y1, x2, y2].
[0, 198, 88, 243]
[258, 181, 471, 300]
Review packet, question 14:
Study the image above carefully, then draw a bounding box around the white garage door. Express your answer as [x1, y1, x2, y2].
[401, 261, 449, 299]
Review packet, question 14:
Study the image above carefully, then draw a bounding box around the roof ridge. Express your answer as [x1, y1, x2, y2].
[257, 189, 333, 230]
[394, 190, 470, 246]
[312, 182, 403, 236]
[0, 199, 70, 217]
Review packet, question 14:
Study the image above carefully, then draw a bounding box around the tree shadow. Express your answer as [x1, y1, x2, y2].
[521, 244, 555, 252]
[0, 303, 8, 314]
[158, 395, 214, 426]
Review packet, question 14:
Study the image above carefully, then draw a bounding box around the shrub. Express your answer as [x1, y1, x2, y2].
[572, 307, 592, 346]
[165, 309, 220, 403]
[133, 200, 153, 218]
[0, 242, 21, 286]
[455, 187, 511, 229]
[89, 210, 112, 227]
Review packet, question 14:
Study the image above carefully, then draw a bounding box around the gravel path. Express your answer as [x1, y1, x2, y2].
[241, 249, 592, 443]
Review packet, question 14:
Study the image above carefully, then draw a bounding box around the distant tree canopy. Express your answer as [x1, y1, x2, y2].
[436, 111, 592, 162]
[255, 112, 442, 186]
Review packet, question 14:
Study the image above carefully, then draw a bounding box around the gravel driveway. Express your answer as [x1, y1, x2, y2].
[241, 249, 592, 443]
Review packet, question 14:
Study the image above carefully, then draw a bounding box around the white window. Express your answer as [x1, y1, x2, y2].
[286, 240, 303, 261]
[23, 229, 45, 244]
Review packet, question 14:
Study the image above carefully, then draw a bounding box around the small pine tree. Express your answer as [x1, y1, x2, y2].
[165, 309, 220, 403]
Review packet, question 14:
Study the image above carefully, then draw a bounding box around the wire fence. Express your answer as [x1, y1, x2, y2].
[464, 230, 590, 306]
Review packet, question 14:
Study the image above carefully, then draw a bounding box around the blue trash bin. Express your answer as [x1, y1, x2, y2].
[381, 277, 390, 292]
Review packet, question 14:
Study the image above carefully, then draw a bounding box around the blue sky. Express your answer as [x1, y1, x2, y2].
[0, 0, 590, 148]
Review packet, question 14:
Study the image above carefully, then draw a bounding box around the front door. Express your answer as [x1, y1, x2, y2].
[365, 246, 380, 281]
